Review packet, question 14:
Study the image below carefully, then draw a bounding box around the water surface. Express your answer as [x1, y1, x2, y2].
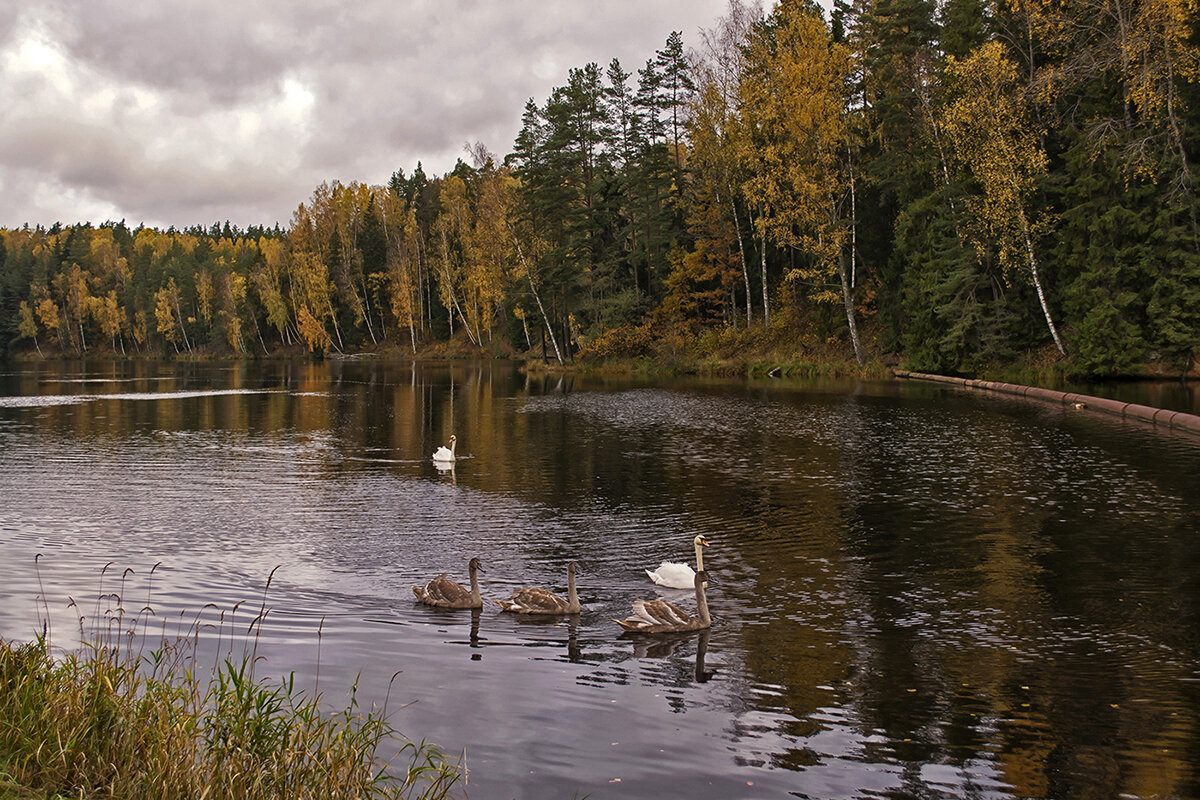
[1, 360, 1198, 799]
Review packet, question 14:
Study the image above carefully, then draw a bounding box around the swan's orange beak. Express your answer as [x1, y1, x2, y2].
[700, 537, 709, 546]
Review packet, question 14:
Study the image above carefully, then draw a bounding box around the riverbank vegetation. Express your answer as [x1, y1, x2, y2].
[0, 572, 463, 800]
[0, 0, 1196, 378]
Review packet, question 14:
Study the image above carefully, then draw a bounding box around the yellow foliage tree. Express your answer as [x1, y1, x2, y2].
[467, 163, 516, 342]
[296, 304, 333, 354]
[18, 301, 43, 357]
[132, 310, 148, 347]
[433, 175, 476, 343]
[290, 201, 343, 351]
[152, 277, 191, 353]
[942, 41, 1066, 354]
[219, 272, 248, 353]
[254, 237, 294, 343]
[87, 227, 130, 285]
[691, 0, 760, 325]
[377, 191, 423, 353]
[51, 263, 92, 354]
[741, 0, 864, 364]
[96, 291, 124, 353]
[1018, 0, 1199, 191]
[36, 299, 61, 348]
[195, 269, 215, 323]
[154, 285, 179, 352]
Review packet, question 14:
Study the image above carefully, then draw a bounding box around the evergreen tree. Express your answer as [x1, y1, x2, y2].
[359, 195, 387, 277]
[937, 0, 990, 60]
[632, 58, 680, 300]
[838, 0, 941, 347]
[654, 30, 698, 174]
[603, 58, 645, 298]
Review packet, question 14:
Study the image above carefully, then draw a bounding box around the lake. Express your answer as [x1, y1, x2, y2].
[1, 359, 1198, 799]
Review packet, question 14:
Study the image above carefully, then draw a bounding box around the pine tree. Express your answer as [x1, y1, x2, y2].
[654, 31, 698, 174]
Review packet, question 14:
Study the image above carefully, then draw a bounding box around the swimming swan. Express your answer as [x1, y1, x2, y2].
[616, 570, 711, 633]
[645, 534, 708, 589]
[496, 561, 582, 615]
[432, 435, 457, 462]
[413, 556, 483, 608]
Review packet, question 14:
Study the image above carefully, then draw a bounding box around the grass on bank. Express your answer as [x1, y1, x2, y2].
[0, 569, 463, 800]
[560, 318, 896, 380]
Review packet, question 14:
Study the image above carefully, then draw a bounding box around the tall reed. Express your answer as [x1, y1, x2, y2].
[0, 562, 463, 800]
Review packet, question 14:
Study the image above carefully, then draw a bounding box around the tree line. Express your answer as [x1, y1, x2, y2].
[1, 0, 1197, 375]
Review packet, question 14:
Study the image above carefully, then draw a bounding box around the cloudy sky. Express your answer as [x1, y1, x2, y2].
[1, 0, 735, 231]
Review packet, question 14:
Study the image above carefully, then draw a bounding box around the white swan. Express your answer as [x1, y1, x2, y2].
[432, 435, 457, 462]
[616, 570, 711, 633]
[645, 534, 708, 589]
[496, 561, 582, 615]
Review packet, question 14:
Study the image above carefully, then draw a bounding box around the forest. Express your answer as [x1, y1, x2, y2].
[0, 0, 1197, 377]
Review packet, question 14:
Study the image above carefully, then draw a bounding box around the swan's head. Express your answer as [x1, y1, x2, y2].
[695, 569, 712, 587]
[694, 535, 709, 548]
[468, 556, 483, 572]
[449, 435, 457, 445]
[567, 561, 584, 575]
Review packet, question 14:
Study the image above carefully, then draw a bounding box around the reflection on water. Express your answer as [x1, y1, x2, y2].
[1, 359, 1198, 799]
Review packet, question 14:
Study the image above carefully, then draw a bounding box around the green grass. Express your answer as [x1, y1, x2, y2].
[0, 566, 463, 800]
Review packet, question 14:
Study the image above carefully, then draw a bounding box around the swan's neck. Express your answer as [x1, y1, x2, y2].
[451, 439, 457, 456]
[695, 577, 711, 625]
[694, 542, 705, 572]
[566, 568, 580, 613]
[468, 564, 480, 603]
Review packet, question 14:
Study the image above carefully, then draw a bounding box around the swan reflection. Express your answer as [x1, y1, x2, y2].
[626, 628, 715, 683]
[469, 608, 482, 659]
[433, 461, 456, 483]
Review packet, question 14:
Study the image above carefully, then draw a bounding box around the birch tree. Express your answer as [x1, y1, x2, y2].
[741, 0, 865, 364]
[942, 41, 1066, 354]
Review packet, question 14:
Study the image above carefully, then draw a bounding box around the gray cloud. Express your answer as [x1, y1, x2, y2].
[0, 0, 732, 230]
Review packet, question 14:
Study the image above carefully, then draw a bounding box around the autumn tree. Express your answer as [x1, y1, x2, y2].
[742, 0, 865, 364]
[466, 148, 515, 343]
[290, 196, 343, 353]
[154, 278, 183, 353]
[664, 169, 743, 332]
[691, 0, 760, 326]
[253, 236, 295, 347]
[1015, 0, 1200, 371]
[941, 41, 1066, 355]
[36, 295, 62, 351]
[52, 262, 92, 354]
[17, 300, 43, 357]
[95, 290, 125, 354]
[2, 1, 1195, 375]
[377, 189, 423, 352]
[431, 173, 477, 343]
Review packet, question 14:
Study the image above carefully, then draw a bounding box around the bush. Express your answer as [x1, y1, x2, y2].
[577, 323, 657, 361]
